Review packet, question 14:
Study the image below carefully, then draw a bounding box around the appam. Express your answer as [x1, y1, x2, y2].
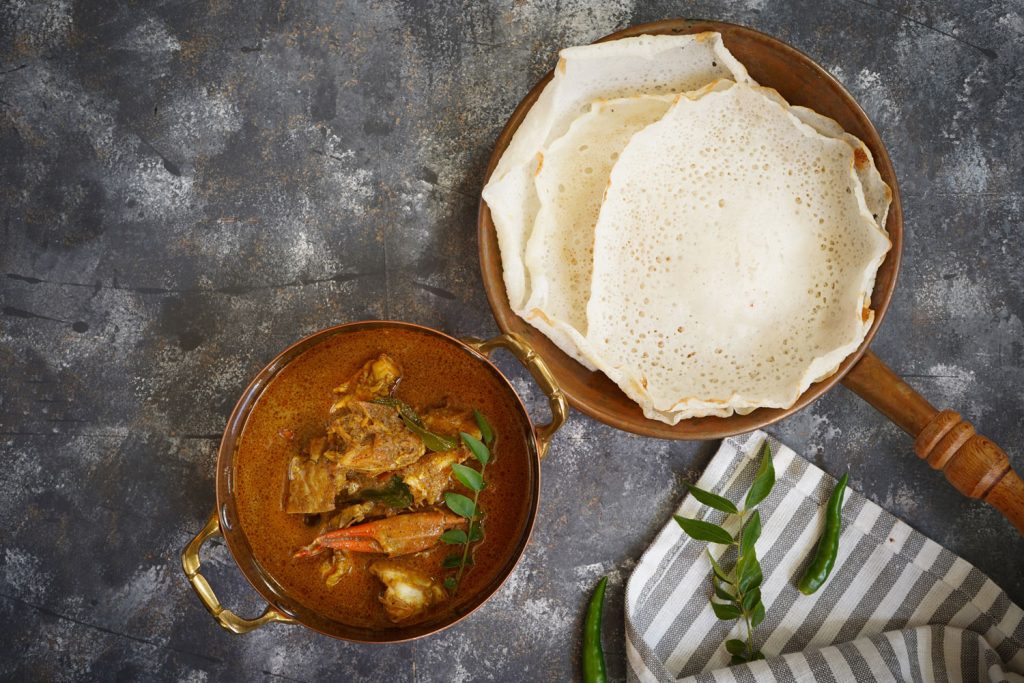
[482, 32, 753, 312]
[521, 94, 676, 370]
[584, 81, 891, 423]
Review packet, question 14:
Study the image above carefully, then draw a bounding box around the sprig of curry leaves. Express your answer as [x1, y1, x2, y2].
[674, 440, 776, 665]
[440, 410, 494, 594]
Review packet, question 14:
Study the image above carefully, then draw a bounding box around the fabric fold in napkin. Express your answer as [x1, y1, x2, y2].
[625, 431, 1024, 682]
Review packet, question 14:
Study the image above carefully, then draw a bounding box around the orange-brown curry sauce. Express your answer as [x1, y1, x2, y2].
[232, 326, 535, 630]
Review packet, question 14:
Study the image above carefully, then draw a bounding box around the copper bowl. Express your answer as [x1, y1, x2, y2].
[478, 18, 903, 439]
[181, 321, 567, 642]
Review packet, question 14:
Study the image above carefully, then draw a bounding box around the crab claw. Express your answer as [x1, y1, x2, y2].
[295, 510, 465, 559]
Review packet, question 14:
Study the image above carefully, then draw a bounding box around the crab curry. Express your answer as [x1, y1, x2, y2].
[232, 327, 534, 630]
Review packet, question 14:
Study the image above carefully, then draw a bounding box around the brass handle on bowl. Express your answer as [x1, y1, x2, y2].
[181, 511, 296, 633]
[464, 332, 569, 459]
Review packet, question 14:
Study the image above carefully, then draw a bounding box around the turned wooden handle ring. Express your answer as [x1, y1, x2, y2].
[842, 350, 1024, 534]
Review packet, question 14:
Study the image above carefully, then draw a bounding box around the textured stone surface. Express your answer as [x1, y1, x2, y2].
[1, 1, 1022, 680]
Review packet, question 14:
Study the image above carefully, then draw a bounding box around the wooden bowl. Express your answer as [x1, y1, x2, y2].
[477, 19, 903, 439]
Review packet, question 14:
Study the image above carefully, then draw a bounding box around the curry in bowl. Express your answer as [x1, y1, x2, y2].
[229, 325, 539, 633]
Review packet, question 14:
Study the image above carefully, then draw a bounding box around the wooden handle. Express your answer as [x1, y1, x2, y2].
[842, 350, 1024, 534]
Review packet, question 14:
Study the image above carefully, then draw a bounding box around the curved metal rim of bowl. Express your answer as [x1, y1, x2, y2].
[476, 17, 903, 440]
[214, 319, 542, 643]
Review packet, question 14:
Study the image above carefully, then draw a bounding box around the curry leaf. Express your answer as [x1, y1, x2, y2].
[452, 463, 485, 492]
[730, 654, 748, 665]
[442, 554, 472, 569]
[402, 414, 457, 452]
[440, 529, 467, 545]
[460, 432, 490, 465]
[738, 552, 763, 595]
[742, 588, 761, 612]
[674, 516, 734, 545]
[744, 441, 776, 509]
[372, 398, 458, 451]
[751, 602, 766, 629]
[711, 601, 742, 620]
[443, 577, 458, 592]
[707, 550, 733, 585]
[444, 492, 476, 519]
[468, 523, 483, 542]
[372, 397, 423, 426]
[725, 639, 748, 656]
[739, 510, 762, 558]
[686, 484, 739, 515]
[474, 410, 495, 448]
[712, 574, 735, 602]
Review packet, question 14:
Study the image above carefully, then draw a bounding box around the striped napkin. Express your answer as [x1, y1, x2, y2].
[625, 431, 1024, 682]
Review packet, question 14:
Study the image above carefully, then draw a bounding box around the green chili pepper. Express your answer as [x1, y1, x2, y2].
[798, 472, 848, 595]
[582, 576, 608, 683]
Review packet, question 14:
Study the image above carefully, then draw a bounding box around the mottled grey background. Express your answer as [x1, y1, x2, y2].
[1, 0, 1022, 681]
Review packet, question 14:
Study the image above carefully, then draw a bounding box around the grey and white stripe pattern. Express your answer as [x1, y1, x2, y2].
[625, 431, 1024, 682]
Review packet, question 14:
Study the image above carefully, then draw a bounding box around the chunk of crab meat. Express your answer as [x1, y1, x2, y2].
[420, 402, 482, 441]
[295, 510, 465, 559]
[324, 501, 376, 531]
[395, 449, 471, 506]
[324, 401, 425, 474]
[320, 551, 353, 587]
[331, 354, 402, 413]
[382, 403, 480, 505]
[334, 471, 386, 500]
[369, 560, 447, 622]
[284, 456, 346, 514]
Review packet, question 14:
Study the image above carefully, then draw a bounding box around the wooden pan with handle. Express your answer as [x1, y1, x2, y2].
[477, 19, 1024, 534]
